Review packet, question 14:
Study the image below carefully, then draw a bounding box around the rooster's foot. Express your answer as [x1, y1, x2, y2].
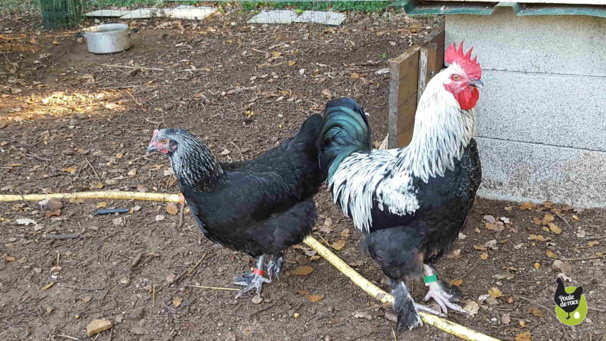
[390, 281, 423, 332]
[423, 281, 468, 315]
[413, 303, 445, 317]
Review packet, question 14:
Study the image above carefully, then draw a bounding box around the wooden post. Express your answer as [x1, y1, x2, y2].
[388, 28, 446, 148]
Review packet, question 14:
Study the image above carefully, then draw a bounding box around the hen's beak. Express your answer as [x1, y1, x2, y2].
[469, 79, 484, 88]
[147, 129, 160, 154]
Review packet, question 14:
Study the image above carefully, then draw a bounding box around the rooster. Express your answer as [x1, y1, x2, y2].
[147, 115, 324, 297]
[317, 43, 483, 331]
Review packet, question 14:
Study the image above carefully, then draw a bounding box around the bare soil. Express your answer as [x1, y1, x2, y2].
[1, 10, 604, 341]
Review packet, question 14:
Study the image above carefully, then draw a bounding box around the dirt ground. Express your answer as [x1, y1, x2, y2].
[1, 9, 605, 341]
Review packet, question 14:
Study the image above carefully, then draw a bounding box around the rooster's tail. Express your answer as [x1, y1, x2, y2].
[317, 98, 372, 180]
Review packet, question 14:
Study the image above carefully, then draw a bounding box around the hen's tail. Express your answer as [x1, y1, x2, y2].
[317, 98, 372, 180]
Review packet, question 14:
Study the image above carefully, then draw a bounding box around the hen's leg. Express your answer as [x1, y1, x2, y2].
[266, 253, 284, 279]
[422, 265, 467, 314]
[390, 280, 423, 332]
[233, 255, 271, 298]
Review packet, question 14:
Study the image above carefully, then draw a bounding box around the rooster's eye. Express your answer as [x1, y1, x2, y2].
[452, 75, 461, 81]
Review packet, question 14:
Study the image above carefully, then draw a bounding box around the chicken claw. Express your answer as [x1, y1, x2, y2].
[234, 272, 271, 298]
[423, 281, 468, 315]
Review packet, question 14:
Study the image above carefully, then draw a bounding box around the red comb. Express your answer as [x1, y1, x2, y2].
[445, 42, 481, 80]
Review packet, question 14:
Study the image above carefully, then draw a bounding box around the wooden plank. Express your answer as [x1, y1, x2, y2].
[389, 27, 445, 148]
[396, 96, 417, 147]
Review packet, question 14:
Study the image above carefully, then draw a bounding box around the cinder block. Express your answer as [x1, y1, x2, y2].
[446, 7, 606, 76]
[475, 70, 606, 152]
[248, 10, 299, 24]
[293, 11, 346, 26]
[476, 137, 606, 208]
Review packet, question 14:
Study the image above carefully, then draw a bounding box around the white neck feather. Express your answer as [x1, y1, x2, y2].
[395, 69, 475, 182]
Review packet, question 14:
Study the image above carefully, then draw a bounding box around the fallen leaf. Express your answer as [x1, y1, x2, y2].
[485, 222, 504, 231]
[572, 215, 579, 221]
[546, 249, 558, 259]
[331, 239, 346, 251]
[541, 213, 555, 225]
[446, 249, 462, 259]
[62, 167, 77, 172]
[494, 272, 515, 280]
[3, 254, 16, 262]
[307, 294, 324, 303]
[294, 289, 310, 296]
[488, 287, 502, 298]
[86, 319, 114, 337]
[16, 218, 37, 225]
[128, 169, 137, 177]
[115, 153, 124, 159]
[97, 202, 107, 208]
[350, 72, 360, 79]
[41, 282, 55, 290]
[449, 279, 463, 287]
[271, 51, 282, 58]
[549, 223, 562, 235]
[352, 311, 372, 320]
[534, 262, 541, 269]
[289, 266, 314, 276]
[288, 60, 296, 66]
[501, 313, 511, 325]
[166, 203, 179, 215]
[519, 320, 527, 328]
[527, 307, 544, 318]
[483, 215, 496, 223]
[91, 182, 104, 189]
[529, 234, 549, 242]
[480, 252, 489, 260]
[44, 209, 61, 217]
[588, 241, 600, 247]
[515, 331, 532, 341]
[473, 245, 487, 251]
[463, 300, 479, 316]
[173, 296, 183, 307]
[519, 202, 536, 210]
[52, 40, 60, 45]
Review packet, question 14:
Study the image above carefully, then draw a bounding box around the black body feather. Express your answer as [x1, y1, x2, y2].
[164, 114, 324, 258]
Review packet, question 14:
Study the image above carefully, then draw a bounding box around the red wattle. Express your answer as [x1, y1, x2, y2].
[456, 88, 479, 110]
[253, 268, 265, 276]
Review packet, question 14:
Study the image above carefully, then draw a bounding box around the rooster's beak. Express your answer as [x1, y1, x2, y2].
[469, 79, 484, 88]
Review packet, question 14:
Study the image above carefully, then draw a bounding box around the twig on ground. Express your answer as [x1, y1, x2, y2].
[100, 85, 142, 90]
[56, 335, 81, 341]
[46, 234, 82, 240]
[101, 64, 164, 71]
[190, 285, 239, 291]
[173, 253, 207, 285]
[125, 89, 142, 107]
[561, 254, 606, 262]
[461, 259, 481, 279]
[130, 252, 145, 268]
[61, 285, 104, 292]
[229, 142, 244, 161]
[178, 201, 185, 228]
[553, 211, 573, 230]
[26, 154, 51, 162]
[85, 158, 101, 182]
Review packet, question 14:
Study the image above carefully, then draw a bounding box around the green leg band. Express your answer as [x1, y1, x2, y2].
[423, 274, 438, 284]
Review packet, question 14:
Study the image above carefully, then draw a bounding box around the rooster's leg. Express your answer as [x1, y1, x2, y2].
[389, 280, 423, 332]
[233, 255, 271, 298]
[266, 253, 284, 278]
[422, 265, 467, 315]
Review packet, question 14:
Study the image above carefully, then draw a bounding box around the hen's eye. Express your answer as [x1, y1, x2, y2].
[160, 138, 168, 144]
[452, 75, 461, 81]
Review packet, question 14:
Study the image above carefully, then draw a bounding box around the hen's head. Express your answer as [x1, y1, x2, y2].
[147, 129, 188, 155]
[148, 129, 222, 189]
[441, 42, 483, 110]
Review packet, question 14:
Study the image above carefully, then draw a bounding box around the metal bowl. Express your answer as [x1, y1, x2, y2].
[82, 23, 131, 54]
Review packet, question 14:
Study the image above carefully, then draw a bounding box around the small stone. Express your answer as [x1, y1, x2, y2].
[293, 312, 300, 319]
[115, 314, 123, 323]
[251, 295, 263, 304]
[119, 278, 130, 285]
[129, 307, 145, 320]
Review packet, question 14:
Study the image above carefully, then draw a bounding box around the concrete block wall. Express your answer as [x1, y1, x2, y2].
[446, 7, 606, 208]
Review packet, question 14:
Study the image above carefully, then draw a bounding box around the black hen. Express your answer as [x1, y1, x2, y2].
[148, 115, 324, 297]
[554, 277, 583, 319]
